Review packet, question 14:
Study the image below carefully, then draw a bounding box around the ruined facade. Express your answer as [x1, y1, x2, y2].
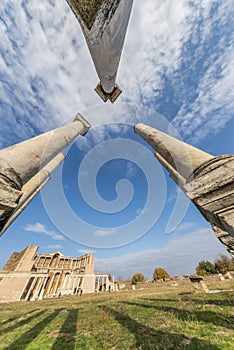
[0, 245, 113, 302]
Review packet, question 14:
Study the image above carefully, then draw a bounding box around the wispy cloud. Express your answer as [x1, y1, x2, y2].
[120, 0, 234, 142]
[172, 45, 234, 144]
[95, 228, 229, 278]
[0, 0, 99, 147]
[43, 244, 63, 250]
[1, 0, 233, 150]
[175, 222, 197, 232]
[93, 229, 117, 237]
[78, 249, 95, 254]
[24, 223, 65, 241]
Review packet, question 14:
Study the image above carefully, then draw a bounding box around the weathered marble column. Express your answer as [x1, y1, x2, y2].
[33, 277, 45, 301]
[0, 113, 91, 231]
[44, 273, 54, 296]
[0, 153, 65, 236]
[66, 0, 133, 102]
[134, 123, 234, 257]
[38, 277, 49, 300]
[53, 273, 62, 296]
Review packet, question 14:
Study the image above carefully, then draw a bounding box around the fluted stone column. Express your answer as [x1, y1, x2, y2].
[66, 0, 133, 102]
[134, 123, 234, 257]
[0, 113, 91, 232]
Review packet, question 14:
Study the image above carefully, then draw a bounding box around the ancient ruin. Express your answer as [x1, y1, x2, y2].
[0, 113, 91, 235]
[134, 123, 234, 257]
[66, 0, 133, 102]
[189, 276, 209, 293]
[0, 245, 114, 302]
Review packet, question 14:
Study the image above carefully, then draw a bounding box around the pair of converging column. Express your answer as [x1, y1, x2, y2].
[0, 115, 233, 257]
[0, 0, 233, 256]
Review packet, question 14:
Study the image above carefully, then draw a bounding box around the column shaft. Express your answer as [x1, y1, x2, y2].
[66, 0, 133, 102]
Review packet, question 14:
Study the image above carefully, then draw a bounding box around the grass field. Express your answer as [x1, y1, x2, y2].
[0, 279, 233, 349]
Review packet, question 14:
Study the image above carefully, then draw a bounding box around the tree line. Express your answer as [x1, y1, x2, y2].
[196, 255, 234, 276]
[131, 255, 234, 284]
[131, 268, 170, 285]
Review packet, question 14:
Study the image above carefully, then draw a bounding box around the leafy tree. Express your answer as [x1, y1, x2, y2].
[214, 255, 234, 274]
[132, 272, 144, 285]
[196, 260, 217, 276]
[153, 268, 170, 281]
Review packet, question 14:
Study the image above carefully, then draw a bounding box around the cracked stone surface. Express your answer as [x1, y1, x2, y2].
[68, 0, 104, 30]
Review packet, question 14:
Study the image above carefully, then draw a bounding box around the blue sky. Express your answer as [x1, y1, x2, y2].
[0, 0, 233, 279]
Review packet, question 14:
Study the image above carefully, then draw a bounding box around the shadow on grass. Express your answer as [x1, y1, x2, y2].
[142, 296, 233, 307]
[143, 298, 178, 303]
[101, 306, 220, 350]
[5, 308, 64, 350]
[143, 294, 234, 307]
[0, 309, 40, 328]
[123, 301, 234, 329]
[0, 310, 45, 335]
[189, 297, 234, 307]
[51, 308, 78, 350]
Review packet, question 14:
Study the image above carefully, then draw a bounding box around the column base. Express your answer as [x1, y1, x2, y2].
[95, 82, 122, 103]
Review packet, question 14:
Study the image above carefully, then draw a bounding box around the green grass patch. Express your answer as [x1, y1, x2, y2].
[0, 285, 233, 349]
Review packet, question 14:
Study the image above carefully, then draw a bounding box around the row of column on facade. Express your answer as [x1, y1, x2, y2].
[35, 254, 91, 271]
[20, 273, 113, 301]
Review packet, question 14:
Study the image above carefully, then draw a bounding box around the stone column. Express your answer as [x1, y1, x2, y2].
[33, 277, 44, 300]
[38, 277, 49, 300]
[56, 272, 65, 294]
[134, 123, 234, 257]
[52, 273, 62, 296]
[44, 273, 55, 296]
[24, 278, 34, 301]
[21, 277, 35, 301]
[67, 273, 73, 292]
[28, 277, 41, 301]
[0, 153, 65, 235]
[74, 276, 79, 294]
[62, 273, 70, 291]
[0, 113, 91, 231]
[70, 275, 74, 294]
[66, 0, 133, 102]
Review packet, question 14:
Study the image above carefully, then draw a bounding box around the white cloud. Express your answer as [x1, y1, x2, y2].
[136, 208, 142, 215]
[120, 0, 234, 142]
[175, 221, 196, 232]
[173, 45, 234, 143]
[95, 228, 229, 278]
[119, 0, 196, 104]
[43, 244, 63, 250]
[93, 229, 117, 237]
[24, 222, 65, 241]
[1, 0, 233, 149]
[78, 249, 95, 254]
[0, 0, 99, 147]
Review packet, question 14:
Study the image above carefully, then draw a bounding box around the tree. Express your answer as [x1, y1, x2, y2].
[214, 255, 234, 274]
[196, 260, 217, 276]
[153, 268, 170, 281]
[131, 273, 144, 285]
